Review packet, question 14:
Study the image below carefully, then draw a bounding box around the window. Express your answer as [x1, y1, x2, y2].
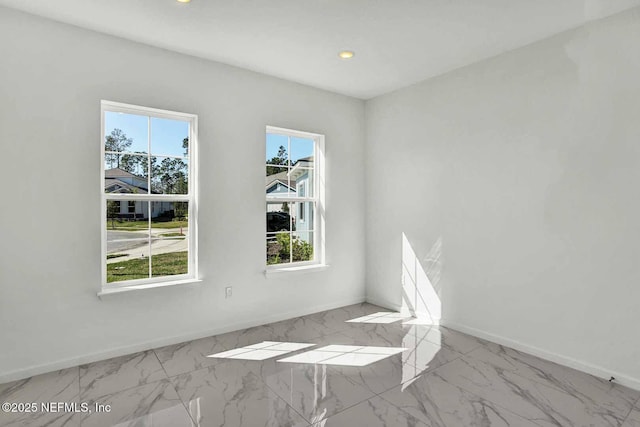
[101, 101, 197, 288]
[266, 126, 324, 268]
[297, 182, 306, 222]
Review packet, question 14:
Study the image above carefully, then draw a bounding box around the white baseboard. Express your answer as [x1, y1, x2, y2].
[365, 295, 402, 311]
[442, 320, 640, 392]
[0, 295, 366, 384]
[365, 296, 440, 325]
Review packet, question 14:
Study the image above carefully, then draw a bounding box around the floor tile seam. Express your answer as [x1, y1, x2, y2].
[621, 408, 634, 426]
[250, 365, 312, 425]
[165, 379, 199, 426]
[302, 387, 378, 425]
[430, 354, 627, 426]
[621, 400, 640, 424]
[362, 355, 458, 401]
[408, 335, 467, 359]
[377, 375, 540, 427]
[149, 350, 197, 425]
[79, 376, 173, 403]
[151, 350, 172, 381]
[464, 347, 639, 409]
[78, 349, 162, 372]
[374, 384, 448, 424]
[304, 316, 338, 332]
[371, 386, 461, 427]
[166, 363, 279, 423]
[406, 349, 464, 379]
[420, 333, 483, 356]
[77, 366, 81, 406]
[164, 356, 258, 383]
[475, 344, 616, 389]
[151, 338, 258, 374]
[456, 352, 584, 396]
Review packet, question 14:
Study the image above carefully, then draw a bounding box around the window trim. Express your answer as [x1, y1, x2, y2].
[100, 100, 198, 291]
[265, 125, 325, 270]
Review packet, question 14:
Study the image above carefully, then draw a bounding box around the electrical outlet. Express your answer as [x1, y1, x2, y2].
[225, 286, 232, 298]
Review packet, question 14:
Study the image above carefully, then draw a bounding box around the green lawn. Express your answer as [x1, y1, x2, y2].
[161, 232, 186, 238]
[106, 219, 188, 230]
[107, 251, 188, 283]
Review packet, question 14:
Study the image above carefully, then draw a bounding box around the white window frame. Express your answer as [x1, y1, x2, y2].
[297, 181, 306, 222]
[266, 126, 325, 270]
[100, 100, 198, 291]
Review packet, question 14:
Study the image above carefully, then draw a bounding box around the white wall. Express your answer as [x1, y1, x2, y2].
[0, 7, 366, 382]
[365, 8, 640, 388]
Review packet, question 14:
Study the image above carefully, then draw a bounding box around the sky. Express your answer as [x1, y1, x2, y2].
[105, 111, 314, 163]
[266, 133, 314, 164]
[105, 111, 188, 158]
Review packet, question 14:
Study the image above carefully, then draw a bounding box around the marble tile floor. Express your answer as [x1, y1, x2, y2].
[1, 303, 639, 426]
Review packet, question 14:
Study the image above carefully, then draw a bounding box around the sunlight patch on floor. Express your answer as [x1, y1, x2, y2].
[346, 312, 411, 324]
[278, 345, 406, 366]
[207, 341, 315, 360]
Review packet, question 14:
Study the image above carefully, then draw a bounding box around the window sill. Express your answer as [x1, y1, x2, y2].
[264, 264, 329, 277]
[97, 278, 202, 298]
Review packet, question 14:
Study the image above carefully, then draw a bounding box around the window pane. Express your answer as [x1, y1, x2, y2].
[266, 202, 294, 232]
[291, 167, 314, 198]
[151, 156, 189, 195]
[150, 117, 189, 157]
[267, 232, 292, 265]
[266, 165, 293, 197]
[106, 200, 150, 227]
[107, 254, 150, 283]
[150, 201, 188, 226]
[104, 111, 149, 155]
[292, 231, 314, 262]
[150, 201, 189, 278]
[106, 205, 150, 283]
[266, 133, 290, 166]
[290, 136, 314, 164]
[105, 155, 151, 194]
[265, 130, 319, 268]
[296, 201, 314, 230]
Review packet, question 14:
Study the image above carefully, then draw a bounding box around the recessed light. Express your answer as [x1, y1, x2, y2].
[177, 0, 191, 3]
[338, 50, 355, 60]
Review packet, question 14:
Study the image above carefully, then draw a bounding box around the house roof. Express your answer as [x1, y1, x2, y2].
[266, 170, 296, 190]
[104, 168, 150, 193]
[105, 168, 139, 179]
[293, 156, 313, 165]
[105, 178, 148, 194]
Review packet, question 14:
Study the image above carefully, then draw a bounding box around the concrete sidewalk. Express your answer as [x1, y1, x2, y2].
[107, 228, 188, 263]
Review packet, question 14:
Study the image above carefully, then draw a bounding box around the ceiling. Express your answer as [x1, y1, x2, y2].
[1, 0, 639, 99]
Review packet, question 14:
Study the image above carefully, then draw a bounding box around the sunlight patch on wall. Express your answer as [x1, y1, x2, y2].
[401, 233, 442, 324]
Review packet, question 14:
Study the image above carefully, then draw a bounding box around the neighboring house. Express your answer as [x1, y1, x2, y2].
[266, 169, 297, 214]
[105, 168, 173, 219]
[266, 170, 296, 197]
[265, 158, 313, 243]
[289, 157, 313, 243]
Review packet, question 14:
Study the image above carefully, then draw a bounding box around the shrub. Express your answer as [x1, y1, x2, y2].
[267, 233, 313, 263]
